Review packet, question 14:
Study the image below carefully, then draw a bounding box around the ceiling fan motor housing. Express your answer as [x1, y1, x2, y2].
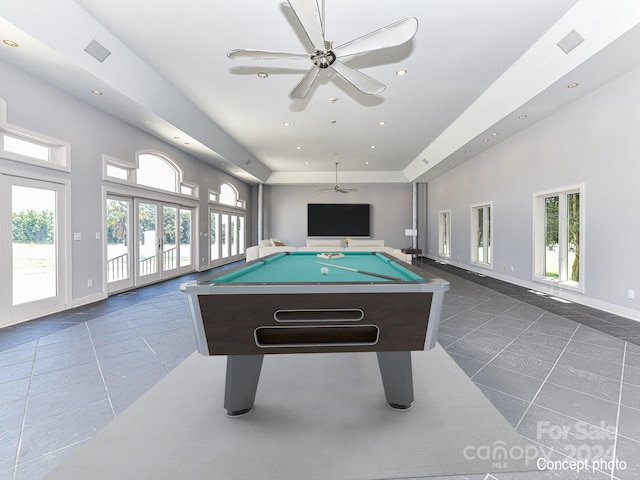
[312, 49, 336, 68]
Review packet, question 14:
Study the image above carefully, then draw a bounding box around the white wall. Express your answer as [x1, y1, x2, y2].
[0, 59, 252, 308]
[426, 63, 640, 320]
[262, 184, 414, 248]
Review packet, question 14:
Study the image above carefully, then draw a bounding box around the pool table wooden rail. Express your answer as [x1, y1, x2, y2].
[194, 291, 433, 355]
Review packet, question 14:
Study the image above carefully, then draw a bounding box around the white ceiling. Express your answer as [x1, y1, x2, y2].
[2, 0, 640, 185]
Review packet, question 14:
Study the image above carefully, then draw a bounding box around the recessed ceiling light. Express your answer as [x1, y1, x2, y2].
[491, 132, 499, 136]
[2, 39, 19, 48]
[296, 146, 302, 150]
[464, 150, 471, 153]
[370, 145, 376, 149]
[365, 161, 370, 165]
[329, 97, 338, 103]
[283, 122, 290, 127]
[304, 162, 309, 165]
[396, 69, 407, 76]
[567, 83, 579, 88]
[257, 72, 268, 79]
[378, 121, 386, 126]
[482, 139, 490, 142]
[518, 114, 528, 119]
[91, 89, 103, 95]
[144, 119, 152, 124]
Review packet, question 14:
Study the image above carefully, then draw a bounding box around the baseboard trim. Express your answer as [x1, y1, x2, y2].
[426, 256, 640, 323]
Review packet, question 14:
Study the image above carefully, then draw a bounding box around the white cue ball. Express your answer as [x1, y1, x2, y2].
[320, 267, 329, 275]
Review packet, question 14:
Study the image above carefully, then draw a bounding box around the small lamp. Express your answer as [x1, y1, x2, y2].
[404, 228, 417, 249]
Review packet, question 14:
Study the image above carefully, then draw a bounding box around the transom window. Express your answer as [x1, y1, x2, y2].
[104, 152, 197, 197]
[137, 153, 179, 192]
[1, 99, 69, 171]
[218, 183, 245, 208]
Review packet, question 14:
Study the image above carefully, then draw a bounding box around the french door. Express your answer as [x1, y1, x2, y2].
[209, 207, 245, 267]
[107, 196, 193, 293]
[1, 175, 68, 326]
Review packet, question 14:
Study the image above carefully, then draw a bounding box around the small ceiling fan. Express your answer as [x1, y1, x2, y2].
[317, 163, 357, 193]
[227, 0, 418, 100]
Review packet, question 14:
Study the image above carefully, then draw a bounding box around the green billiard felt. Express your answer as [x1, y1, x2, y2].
[211, 252, 424, 284]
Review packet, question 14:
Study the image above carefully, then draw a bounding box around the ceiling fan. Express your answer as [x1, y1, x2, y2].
[317, 163, 357, 193]
[227, 0, 418, 100]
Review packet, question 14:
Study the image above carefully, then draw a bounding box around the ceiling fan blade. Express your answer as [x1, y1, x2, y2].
[227, 49, 310, 60]
[287, 0, 326, 51]
[330, 61, 386, 95]
[333, 17, 418, 59]
[289, 65, 320, 101]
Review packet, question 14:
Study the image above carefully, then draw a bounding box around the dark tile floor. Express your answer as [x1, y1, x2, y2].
[1, 260, 639, 479]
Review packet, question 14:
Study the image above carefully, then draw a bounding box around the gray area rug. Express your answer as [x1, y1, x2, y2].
[46, 345, 538, 479]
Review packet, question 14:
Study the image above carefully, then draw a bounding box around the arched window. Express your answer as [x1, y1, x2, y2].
[220, 183, 239, 206]
[136, 153, 180, 193]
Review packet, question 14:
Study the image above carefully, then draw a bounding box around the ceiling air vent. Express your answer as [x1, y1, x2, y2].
[557, 30, 584, 54]
[84, 39, 111, 63]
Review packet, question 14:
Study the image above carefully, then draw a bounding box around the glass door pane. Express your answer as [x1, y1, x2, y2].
[238, 216, 245, 255]
[138, 202, 158, 278]
[544, 196, 559, 278]
[106, 197, 131, 285]
[230, 215, 238, 256]
[2, 175, 66, 326]
[11, 185, 57, 305]
[210, 211, 219, 262]
[179, 208, 192, 267]
[221, 214, 229, 259]
[162, 206, 178, 273]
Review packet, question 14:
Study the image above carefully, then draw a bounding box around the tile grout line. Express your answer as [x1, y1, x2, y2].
[469, 309, 548, 382]
[11, 339, 39, 480]
[513, 323, 580, 432]
[84, 322, 116, 418]
[610, 342, 627, 480]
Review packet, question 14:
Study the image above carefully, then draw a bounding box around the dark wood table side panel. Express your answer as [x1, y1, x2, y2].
[197, 292, 433, 355]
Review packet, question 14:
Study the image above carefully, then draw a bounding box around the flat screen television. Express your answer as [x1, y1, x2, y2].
[307, 203, 370, 237]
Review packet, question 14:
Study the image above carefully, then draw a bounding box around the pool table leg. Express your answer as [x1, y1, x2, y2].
[224, 354, 264, 417]
[376, 351, 414, 411]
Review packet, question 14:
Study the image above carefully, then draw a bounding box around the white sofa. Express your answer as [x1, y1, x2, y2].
[246, 238, 411, 263]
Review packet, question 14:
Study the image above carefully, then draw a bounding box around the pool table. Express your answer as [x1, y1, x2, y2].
[183, 251, 449, 416]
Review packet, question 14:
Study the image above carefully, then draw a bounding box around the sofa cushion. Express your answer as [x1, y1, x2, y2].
[306, 239, 342, 247]
[297, 246, 345, 252]
[347, 239, 384, 247]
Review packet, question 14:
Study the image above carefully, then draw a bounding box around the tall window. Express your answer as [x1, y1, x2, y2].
[534, 186, 582, 289]
[438, 210, 451, 258]
[471, 203, 492, 267]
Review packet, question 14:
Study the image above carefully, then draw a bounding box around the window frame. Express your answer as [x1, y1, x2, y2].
[470, 202, 493, 269]
[103, 151, 198, 199]
[533, 184, 584, 292]
[0, 100, 71, 172]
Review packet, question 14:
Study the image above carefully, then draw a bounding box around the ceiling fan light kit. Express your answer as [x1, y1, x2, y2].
[228, 0, 418, 101]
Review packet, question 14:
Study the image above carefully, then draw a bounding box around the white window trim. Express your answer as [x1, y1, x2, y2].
[0, 99, 71, 172]
[438, 209, 451, 259]
[102, 152, 198, 199]
[209, 184, 246, 211]
[532, 184, 585, 293]
[470, 201, 493, 269]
